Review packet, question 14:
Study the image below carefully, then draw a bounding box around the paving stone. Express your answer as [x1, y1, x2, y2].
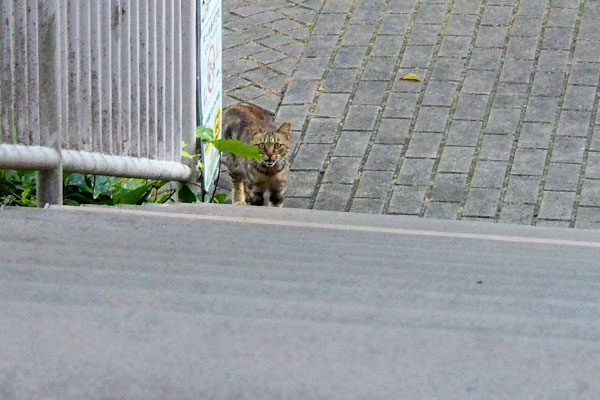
[446, 14, 478, 35]
[349, 198, 384, 214]
[551, 137, 586, 164]
[276, 104, 311, 128]
[304, 35, 339, 57]
[260, 76, 287, 94]
[229, 85, 266, 101]
[438, 146, 476, 173]
[431, 58, 467, 80]
[500, 59, 534, 83]
[524, 96, 560, 123]
[250, 49, 288, 65]
[512, 148, 547, 176]
[541, 27, 573, 50]
[286, 170, 320, 197]
[545, 163, 581, 191]
[486, 108, 522, 135]
[292, 143, 331, 170]
[518, 123, 553, 149]
[538, 191, 576, 220]
[321, 0, 354, 13]
[356, 171, 395, 198]
[454, 94, 490, 121]
[397, 158, 436, 186]
[342, 24, 376, 45]
[388, 186, 428, 215]
[422, 81, 459, 106]
[562, 87, 597, 111]
[469, 48, 502, 71]
[471, 160, 507, 188]
[511, 15, 542, 36]
[585, 152, 600, 179]
[392, 71, 426, 92]
[537, 50, 570, 72]
[452, 0, 484, 14]
[475, 26, 509, 48]
[462, 70, 497, 94]
[547, 7, 579, 28]
[364, 144, 403, 171]
[283, 197, 312, 209]
[568, 63, 600, 86]
[350, 7, 381, 25]
[312, 13, 347, 34]
[438, 36, 472, 57]
[333, 46, 369, 69]
[413, 107, 450, 132]
[430, 173, 468, 202]
[333, 130, 371, 157]
[536, 219, 571, 227]
[405, 132, 444, 158]
[282, 80, 320, 104]
[463, 188, 501, 217]
[505, 175, 541, 204]
[379, 13, 412, 34]
[492, 93, 527, 109]
[505, 36, 538, 60]
[268, 57, 298, 75]
[323, 69, 359, 93]
[344, 105, 380, 131]
[313, 183, 353, 211]
[581, 180, 600, 207]
[531, 72, 566, 97]
[304, 118, 340, 144]
[362, 57, 396, 81]
[314, 93, 351, 117]
[574, 41, 600, 63]
[294, 57, 330, 79]
[400, 46, 435, 68]
[415, 4, 448, 24]
[375, 119, 411, 145]
[447, 120, 482, 147]
[252, 93, 281, 114]
[353, 81, 388, 105]
[481, 5, 513, 25]
[371, 35, 404, 57]
[499, 204, 535, 225]
[574, 207, 600, 229]
[383, 92, 419, 118]
[556, 110, 592, 137]
[479, 135, 514, 161]
[409, 24, 443, 46]
[424, 202, 461, 219]
[322, 157, 361, 184]
[280, 42, 306, 58]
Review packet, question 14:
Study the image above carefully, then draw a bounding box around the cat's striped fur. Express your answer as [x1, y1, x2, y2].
[223, 103, 291, 206]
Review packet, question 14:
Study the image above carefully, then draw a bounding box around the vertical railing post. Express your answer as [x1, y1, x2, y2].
[181, 0, 197, 172]
[36, 0, 63, 207]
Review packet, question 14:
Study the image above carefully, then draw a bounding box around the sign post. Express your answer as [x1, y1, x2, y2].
[197, 0, 222, 200]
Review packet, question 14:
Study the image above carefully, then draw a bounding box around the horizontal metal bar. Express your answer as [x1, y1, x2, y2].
[0, 144, 61, 170]
[0, 144, 191, 181]
[61, 149, 191, 180]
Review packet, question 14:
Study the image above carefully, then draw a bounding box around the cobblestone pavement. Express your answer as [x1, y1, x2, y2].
[221, 0, 600, 229]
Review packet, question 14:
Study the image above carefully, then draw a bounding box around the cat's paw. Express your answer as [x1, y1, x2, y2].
[233, 200, 247, 205]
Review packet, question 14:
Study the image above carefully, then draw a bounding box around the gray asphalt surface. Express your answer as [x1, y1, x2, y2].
[1, 204, 600, 399]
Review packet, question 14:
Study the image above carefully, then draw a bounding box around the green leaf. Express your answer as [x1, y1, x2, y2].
[196, 126, 214, 142]
[212, 193, 228, 204]
[112, 184, 152, 205]
[63, 198, 79, 206]
[178, 184, 198, 203]
[65, 173, 93, 193]
[210, 139, 262, 160]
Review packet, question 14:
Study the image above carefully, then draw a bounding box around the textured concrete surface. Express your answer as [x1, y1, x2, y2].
[221, 0, 600, 229]
[2, 204, 600, 399]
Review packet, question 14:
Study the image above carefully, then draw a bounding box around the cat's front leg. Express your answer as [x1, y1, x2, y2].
[270, 189, 285, 207]
[249, 188, 266, 206]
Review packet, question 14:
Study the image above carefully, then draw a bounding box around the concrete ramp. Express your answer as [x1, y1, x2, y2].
[1, 204, 600, 399]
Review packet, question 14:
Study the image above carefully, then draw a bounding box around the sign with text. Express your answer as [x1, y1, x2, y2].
[197, 0, 222, 198]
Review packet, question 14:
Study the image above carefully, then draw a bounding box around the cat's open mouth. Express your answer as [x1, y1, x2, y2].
[264, 160, 276, 167]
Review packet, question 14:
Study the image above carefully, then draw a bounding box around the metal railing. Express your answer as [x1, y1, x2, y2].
[0, 0, 197, 206]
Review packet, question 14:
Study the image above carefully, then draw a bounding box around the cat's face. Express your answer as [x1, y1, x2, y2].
[251, 122, 291, 168]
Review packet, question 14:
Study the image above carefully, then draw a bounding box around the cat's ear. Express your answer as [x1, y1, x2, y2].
[277, 122, 291, 137]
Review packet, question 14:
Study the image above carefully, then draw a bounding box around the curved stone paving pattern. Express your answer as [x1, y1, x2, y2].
[221, 0, 600, 229]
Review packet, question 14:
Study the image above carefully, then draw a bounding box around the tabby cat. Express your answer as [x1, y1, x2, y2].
[223, 103, 291, 206]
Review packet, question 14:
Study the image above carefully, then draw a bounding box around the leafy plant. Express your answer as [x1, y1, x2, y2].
[1, 126, 256, 207]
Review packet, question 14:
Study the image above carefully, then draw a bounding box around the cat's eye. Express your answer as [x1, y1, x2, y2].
[274, 143, 281, 149]
[257, 143, 266, 149]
